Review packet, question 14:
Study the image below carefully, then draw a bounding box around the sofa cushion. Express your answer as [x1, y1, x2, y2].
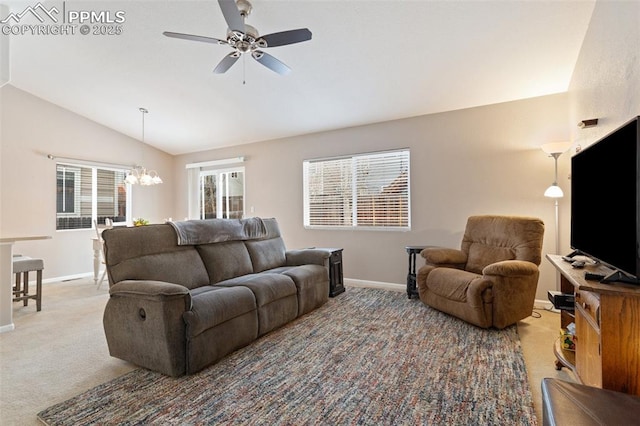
[216, 273, 296, 306]
[169, 217, 267, 245]
[216, 273, 298, 336]
[282, 265, 329, 316]
[245, 237, 287, 272]
[461, 215, 545, 274]
[184, 286, 257, 338]
[196, 241, 253, 283]
[108, 250, 210, 290]
[466, 244, 515, 275]
[427, 268, 480, 302]
[183, 286, 259, 374]
[103, 224, 212, 290]
[259, 265, 330, 313]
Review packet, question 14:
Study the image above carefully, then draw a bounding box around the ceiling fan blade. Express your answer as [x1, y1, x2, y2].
[163, 31, 227, 46]
[258, 28, 312, 47]
[218, 0, 245, 33]
[213, 52, 241, 74]
[251, 51, 291, 75]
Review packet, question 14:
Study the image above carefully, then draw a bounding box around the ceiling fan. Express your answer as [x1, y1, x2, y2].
[163, 0, 312, 76]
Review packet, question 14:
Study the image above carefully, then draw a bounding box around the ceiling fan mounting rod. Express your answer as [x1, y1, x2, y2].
[236, 0, 252, 18]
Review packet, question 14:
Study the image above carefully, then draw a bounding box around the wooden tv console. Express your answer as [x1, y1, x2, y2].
[546, 254, 640, 395]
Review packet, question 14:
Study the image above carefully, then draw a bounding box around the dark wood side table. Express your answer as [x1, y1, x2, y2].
[317, 248, 345, 297]
[405, 246, 427, 299]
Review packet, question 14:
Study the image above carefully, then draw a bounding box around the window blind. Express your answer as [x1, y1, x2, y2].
[303, 149, 410, 229]
[56, 163, 128, 230]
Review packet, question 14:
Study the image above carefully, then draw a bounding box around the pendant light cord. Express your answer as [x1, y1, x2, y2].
[140, 107, 148, 142]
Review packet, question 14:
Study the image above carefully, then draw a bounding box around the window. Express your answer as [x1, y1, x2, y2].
[200, 169, 245, 219]
[303, 149, 410, 229]
[56, 163, 130, 230]
[186, 158, 246, 220]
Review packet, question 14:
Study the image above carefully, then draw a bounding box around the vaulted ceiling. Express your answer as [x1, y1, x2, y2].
[3, 0, 596, 155]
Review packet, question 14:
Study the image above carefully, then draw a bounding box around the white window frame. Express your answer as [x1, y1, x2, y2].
[199, 167, 245, 219]
[56, 165, 82, 217]
[303, 149, 410, 231]
[56, 162, 132, 231]
[186, 157, 246, 220]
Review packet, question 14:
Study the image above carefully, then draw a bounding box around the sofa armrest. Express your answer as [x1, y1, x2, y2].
[285, 249, 330, 267]
[482, 261, 540, 329]
[109, 280, 192, 307]
[104, 280, 192, 376]
[482, 260, 538, 277]
[466, 276, 494, 302]
[421, 247, 467, 268]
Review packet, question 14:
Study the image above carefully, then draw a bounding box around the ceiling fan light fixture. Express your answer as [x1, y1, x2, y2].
[255, 38, 267, 49]
[163, 0, 312, 76]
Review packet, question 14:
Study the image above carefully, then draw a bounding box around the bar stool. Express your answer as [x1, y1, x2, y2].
[13, 255, 44, 311]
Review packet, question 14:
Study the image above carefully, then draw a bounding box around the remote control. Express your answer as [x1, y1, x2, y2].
[585, 272, 606, 281]
[571, 260, 585, 268]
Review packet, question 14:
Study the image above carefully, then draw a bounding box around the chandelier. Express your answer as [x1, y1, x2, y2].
[125, 107, 163, 185]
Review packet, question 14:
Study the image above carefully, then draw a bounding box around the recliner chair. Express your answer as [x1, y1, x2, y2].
[417, 215, 544, 329]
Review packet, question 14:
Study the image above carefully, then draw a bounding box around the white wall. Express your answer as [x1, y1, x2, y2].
[175, 93, 570, 300]
[0, 85, 174, 279]
[562, 0, 640, 257]
[569, 0, 640, 143]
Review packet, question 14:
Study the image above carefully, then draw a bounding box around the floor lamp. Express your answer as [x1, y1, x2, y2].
[541, 142, 572, 290]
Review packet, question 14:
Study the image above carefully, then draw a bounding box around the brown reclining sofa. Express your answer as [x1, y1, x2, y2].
[101, 217, 330, 377]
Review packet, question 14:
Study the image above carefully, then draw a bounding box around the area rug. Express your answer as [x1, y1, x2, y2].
[38, 287, 537, 425]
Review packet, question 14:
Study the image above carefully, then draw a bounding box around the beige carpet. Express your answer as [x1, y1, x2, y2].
[0, 278, 574, 425]
[0, 278, 135, 426]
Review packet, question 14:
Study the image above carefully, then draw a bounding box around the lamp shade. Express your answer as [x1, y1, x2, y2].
[541, 141, 572, 155]
[544, 184, 564, 198]
[125, 174, 138, 185]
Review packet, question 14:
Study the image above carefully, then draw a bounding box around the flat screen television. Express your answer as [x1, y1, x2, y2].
[570, 115, 640, 284]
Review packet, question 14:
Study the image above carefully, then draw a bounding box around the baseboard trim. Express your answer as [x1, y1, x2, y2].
[534, 299, 554, 311]
[0, 323, 15, 333]
[345, 278, 555, 312]
[43, 272, 94, 284]
[344, 278, 405, 292]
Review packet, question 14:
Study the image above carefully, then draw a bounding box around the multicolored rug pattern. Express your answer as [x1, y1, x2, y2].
[38, 287, 537, 425]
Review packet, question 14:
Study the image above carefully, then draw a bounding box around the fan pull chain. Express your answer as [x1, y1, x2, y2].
[243, 54, 246, 85]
